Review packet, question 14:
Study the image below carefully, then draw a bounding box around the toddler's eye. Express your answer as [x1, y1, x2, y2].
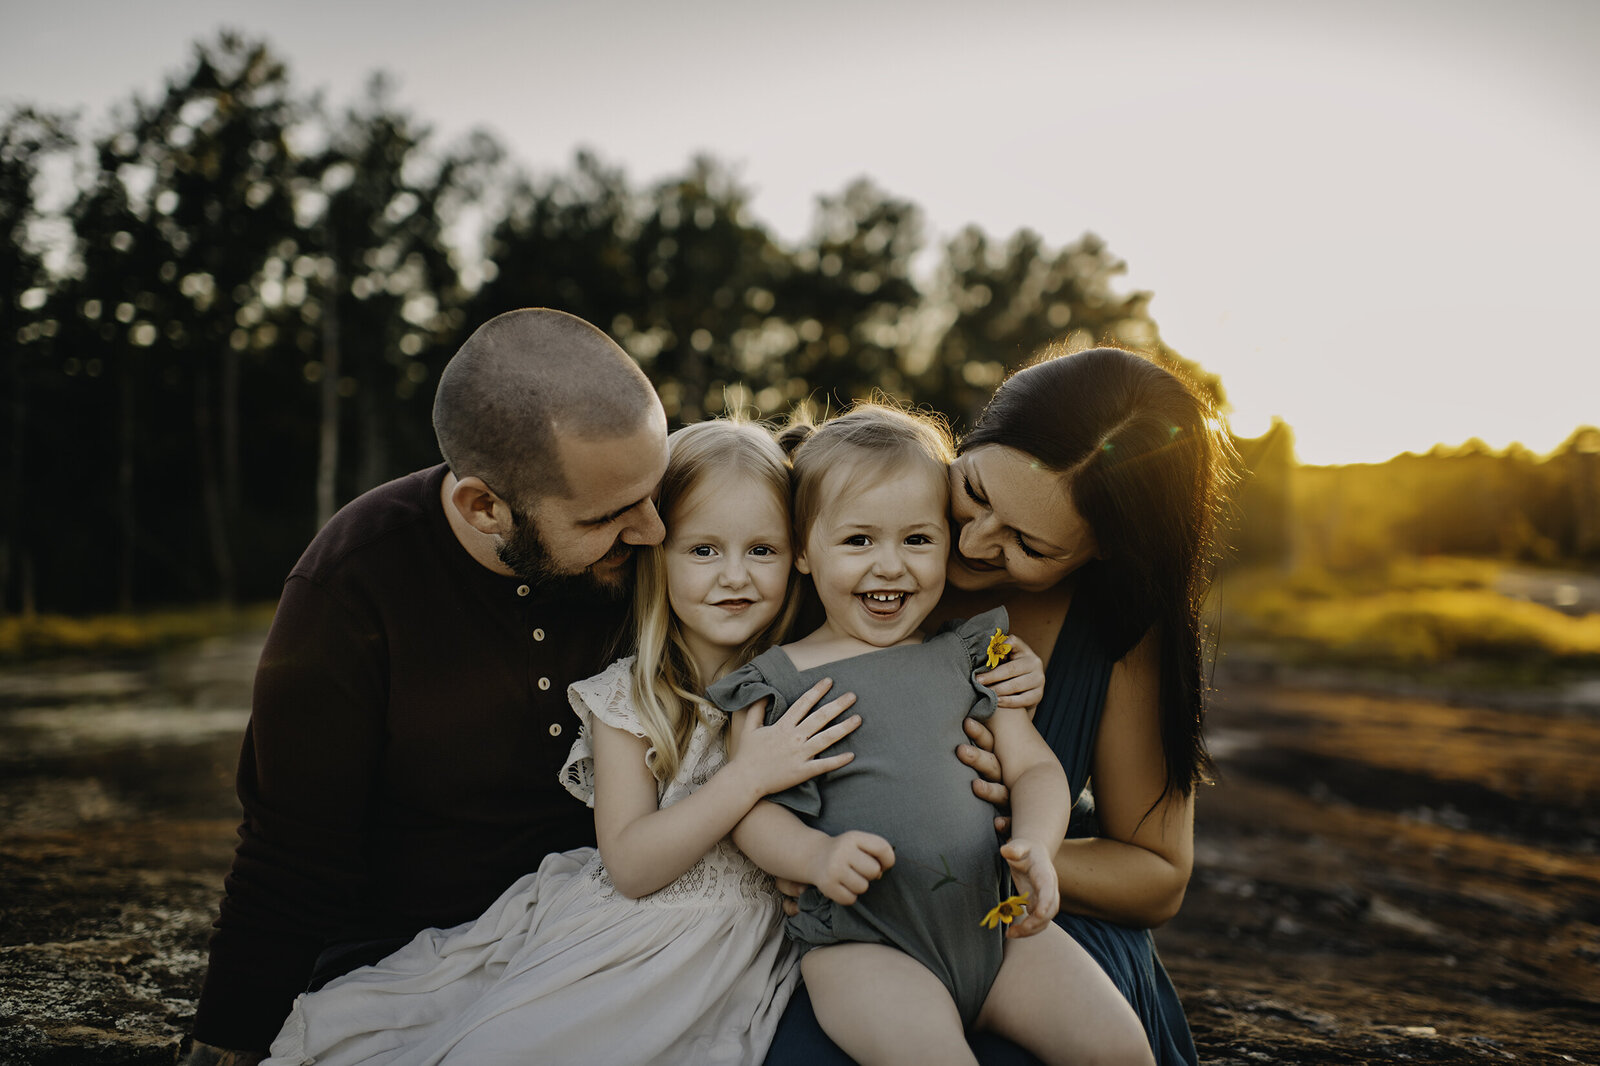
[690, 544, 717, 557]
[844, 534, 871, 547]
[749, 545, 780, 557]
[905, 533, 935, 546]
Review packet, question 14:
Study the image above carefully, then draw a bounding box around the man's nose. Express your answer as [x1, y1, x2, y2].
[621, 500, 666, 546]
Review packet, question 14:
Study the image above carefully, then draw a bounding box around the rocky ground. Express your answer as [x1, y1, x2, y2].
[1, 634, 1597, 1065]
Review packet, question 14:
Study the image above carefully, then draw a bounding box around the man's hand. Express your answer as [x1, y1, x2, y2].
[182, 1041, 264, 1066]
[807, 830, 895, 905]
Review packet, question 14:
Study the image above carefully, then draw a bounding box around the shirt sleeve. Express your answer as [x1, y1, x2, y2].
[561, 658, 647, 808]
[192, 572, 388, 1053]
[947, 605, 1010, 723]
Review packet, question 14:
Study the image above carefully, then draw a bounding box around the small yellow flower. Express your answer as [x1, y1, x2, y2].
[985, 628, 1013, 669]
[980, 892, 1029, 929]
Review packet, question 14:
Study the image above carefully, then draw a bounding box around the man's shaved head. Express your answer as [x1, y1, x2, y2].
[433, 309, 659, 506]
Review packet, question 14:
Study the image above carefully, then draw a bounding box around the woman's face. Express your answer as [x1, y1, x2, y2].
[947, 444, 1100, 594]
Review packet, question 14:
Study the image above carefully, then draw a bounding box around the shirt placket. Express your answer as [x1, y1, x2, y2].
[516, 582, 565, 742]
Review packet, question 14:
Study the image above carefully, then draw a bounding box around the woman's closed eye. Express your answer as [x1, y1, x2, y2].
[1014, 532, 1047, 559]
[963, 475, 988, 508]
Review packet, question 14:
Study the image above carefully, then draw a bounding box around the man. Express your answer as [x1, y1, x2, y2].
[185, 309, 668, 1064]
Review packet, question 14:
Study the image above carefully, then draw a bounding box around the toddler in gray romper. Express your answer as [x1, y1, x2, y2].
[708, 606, 1011, 1027]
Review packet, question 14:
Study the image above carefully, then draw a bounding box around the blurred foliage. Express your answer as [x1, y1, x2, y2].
[0, 602, 278, 661]
[1221, 557, 1600, 668]
[3, 32, 1596, 620]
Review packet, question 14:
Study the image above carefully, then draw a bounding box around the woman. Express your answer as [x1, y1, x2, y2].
[768, 345, 1231, 1065]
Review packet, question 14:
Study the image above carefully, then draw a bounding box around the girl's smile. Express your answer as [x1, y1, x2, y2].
[797, 463, 950, 651]
[663, 477, 792, 679]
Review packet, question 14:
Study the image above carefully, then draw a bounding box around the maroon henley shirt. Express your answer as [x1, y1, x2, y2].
[192, 464, 627, 1052]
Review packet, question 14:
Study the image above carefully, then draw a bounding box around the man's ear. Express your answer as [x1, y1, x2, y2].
[451, 476, 515, 536]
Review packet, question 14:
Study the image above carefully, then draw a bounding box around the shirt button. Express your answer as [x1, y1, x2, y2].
[548, 723, 563, 737]
[516, 584, 530, 597]
[537, 677, 551, 691]
[532, 628, 545, 642]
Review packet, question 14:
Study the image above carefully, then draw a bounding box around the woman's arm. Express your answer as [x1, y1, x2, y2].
[594, 684, 860, 899]
[1054, 629, 1194, 927]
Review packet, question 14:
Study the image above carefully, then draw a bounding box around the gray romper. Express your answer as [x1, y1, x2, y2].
[707, 607, 1010, 1027]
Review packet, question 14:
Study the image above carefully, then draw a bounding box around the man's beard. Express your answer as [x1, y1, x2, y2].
[496, 509, 634, 601]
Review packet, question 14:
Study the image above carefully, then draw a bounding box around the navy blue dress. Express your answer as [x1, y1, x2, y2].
[763, 593, 1198, 1065]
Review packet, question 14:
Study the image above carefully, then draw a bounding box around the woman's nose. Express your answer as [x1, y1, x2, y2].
[958, 511, 998, 559]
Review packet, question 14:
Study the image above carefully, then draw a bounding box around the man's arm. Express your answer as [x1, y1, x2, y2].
[191, 574, 387, 1055]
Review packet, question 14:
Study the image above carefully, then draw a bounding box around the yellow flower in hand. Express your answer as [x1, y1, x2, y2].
[980, 892, 1029, 929]
[985, 628, 1013, 670]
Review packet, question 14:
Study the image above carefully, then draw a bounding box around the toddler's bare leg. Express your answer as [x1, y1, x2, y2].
[801, 944, 977, 1066]
[975, 925, 1155, 1066]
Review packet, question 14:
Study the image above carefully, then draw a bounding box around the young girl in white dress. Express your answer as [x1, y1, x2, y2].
[263, 419, 863, 1066]
[709, 405, 1156, 1066]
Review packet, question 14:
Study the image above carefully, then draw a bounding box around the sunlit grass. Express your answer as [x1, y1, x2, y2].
[0, 603, 277, 661]
[1219, 557, 1600, 667]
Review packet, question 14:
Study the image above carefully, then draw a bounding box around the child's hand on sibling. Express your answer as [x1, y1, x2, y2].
[808, 830, 895, 905]
[974, 633, 1045, 712]
[998, 838, 1060, 938]
[730, 679, 861, 796]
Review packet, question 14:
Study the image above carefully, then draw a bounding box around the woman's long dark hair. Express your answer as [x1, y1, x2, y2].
[961, 346, 1232, 801]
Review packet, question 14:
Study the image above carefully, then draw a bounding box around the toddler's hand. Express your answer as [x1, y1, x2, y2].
[975, 633, 1044, 712]
[999, 837, 1060, 938]
[809, 830, 894, 905]
[733, 679, 860, 795]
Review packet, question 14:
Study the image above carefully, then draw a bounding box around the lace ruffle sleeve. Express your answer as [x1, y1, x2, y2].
[560, 656, 649, 807]
[705, 652, 821, 818]
[943, 605, 1010, 724]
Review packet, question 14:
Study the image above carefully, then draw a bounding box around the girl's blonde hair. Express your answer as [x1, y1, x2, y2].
[631, 419, 800, 783]
[778, 401, 955, 552]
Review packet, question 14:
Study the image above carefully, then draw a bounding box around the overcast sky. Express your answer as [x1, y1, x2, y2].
[5, 0, 1596, 463]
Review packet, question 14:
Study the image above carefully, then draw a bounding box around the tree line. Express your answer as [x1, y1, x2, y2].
[4, 33, 1220, 615]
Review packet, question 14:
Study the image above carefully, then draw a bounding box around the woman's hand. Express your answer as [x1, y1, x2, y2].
[999, 837, 1060, 937]
[731, 679, 860, 794]
[958, 716, 1011, 832]
[807, 830, 894, 905]
[975, 633, 1044, 712]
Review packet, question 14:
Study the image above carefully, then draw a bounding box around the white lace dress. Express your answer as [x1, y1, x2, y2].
[263, 657, 799, 1066]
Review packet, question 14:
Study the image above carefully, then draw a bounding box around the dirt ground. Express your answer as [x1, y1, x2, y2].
[1, 633, 1597, 1065]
